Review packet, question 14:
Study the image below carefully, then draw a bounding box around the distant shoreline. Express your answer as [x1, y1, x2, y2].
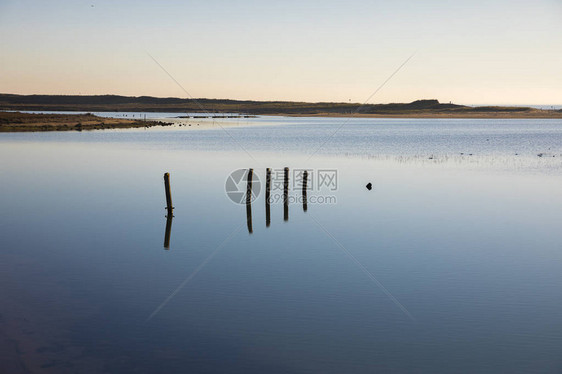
[1, 94, 561, 122]
[280, 111, 562, 119]
[2, 109, 562, 133]
[0, 112, 172, 132]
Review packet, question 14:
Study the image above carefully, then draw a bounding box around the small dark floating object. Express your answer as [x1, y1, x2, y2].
[538, 153, 544, 157]
[366, 183, 372, 191]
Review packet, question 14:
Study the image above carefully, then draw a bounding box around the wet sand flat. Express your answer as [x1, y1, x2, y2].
[0, 112, 171, 132]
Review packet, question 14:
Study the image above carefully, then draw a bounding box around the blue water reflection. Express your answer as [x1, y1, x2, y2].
[1, 117, 562, 373]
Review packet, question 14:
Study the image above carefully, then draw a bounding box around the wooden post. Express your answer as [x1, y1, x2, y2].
[302, 170, 308, 212]
[246, 168, 253, 205]
[266, 168, 271, 227]
[283, 167, 289, 222]
[164, 173, 173, 216]
[246, 168, 253, 234]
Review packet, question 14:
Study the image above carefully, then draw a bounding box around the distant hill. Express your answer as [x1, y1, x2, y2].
[0, 94, 457, 113]
[0, 94, 557, 118]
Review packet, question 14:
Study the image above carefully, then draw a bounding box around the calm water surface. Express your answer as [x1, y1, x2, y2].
[1, 116, 562, 373]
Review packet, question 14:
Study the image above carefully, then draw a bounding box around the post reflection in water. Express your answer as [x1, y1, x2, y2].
[302, 170, 308, 212]
[246, 168, 253, 234]
[163, 214, 173, 249]
[283, 167, 289, 222]
[162, 166, 313, 245]
[265, 168, 271, 227]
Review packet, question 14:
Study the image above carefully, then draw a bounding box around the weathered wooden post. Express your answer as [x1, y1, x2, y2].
[246, 168, 253, 205]
[164, 172, 173, 216]
[246, 168, 253, 234]
[283, 167, 289, 222]
[302, 170, 308, 212]
[265, 168, 271, 227]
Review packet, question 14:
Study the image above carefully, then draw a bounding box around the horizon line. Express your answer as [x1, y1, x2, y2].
[0, 92, 561, 108]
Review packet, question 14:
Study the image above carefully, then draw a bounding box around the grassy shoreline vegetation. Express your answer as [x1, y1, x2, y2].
[2, 94, 562, 117]
[0, 111, 173, 132]
[1, 94, 561, 132]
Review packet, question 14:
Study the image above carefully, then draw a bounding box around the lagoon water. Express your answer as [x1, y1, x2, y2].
[1, 115, 562, 373]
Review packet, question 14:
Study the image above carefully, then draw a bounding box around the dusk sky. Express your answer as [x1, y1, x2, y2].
[1, 0, 561, 105]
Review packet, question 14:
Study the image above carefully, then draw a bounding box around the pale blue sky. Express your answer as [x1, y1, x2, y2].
[1, 0, 561, 105]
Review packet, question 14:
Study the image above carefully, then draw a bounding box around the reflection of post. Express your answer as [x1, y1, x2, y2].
[246, 168, 253, 234]
[164, 173, 174, 217]
[302, 170, 308, 212]
[163, 215, 173, 249]
[283, 167, 289, 222]
[265, 168, 271, 227]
